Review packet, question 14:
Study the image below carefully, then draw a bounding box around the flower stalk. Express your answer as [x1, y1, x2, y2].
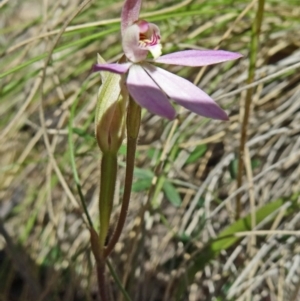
[105, 97, 141, 258]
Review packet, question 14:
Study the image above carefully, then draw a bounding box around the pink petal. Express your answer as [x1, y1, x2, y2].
[122, 24, 148, 63]
[121, 0, 142, 34]
[143, 63, 228, 120]
[92, 63, 132, 74]
[153, 50, 242, 66]
[126, 64, 176, 120]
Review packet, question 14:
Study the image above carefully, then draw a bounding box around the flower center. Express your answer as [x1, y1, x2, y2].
[139, 31, 160, 48]
[136, 19, 162, 59]
[122, 19, 162, 62]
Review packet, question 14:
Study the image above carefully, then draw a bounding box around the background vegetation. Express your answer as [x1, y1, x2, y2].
[1, 0, 300, 300]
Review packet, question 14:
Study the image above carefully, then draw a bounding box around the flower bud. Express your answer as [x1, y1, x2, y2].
[95, 55, 128, 154]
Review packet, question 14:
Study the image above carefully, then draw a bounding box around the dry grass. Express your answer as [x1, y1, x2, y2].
[0, 0, 300, 300]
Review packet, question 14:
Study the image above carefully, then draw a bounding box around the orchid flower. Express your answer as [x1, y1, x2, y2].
[93, 0, 242, 120]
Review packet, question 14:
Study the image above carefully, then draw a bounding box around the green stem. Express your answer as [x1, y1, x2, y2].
[99, 152, 118, 248]
[94, 151, 118, 301]
[236, 0, 265, 219]
[104, 97, 141, 258]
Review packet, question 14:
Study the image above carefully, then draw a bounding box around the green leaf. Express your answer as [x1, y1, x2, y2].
[130, 168, 154, 192]
[229, 158, 238, 179]
[163, 180, 182, 207]
[210, 200, 284, 252]
[185, 145, 207, 164]
[132, 178, 152, 192]
[133, 167, 154, 179]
